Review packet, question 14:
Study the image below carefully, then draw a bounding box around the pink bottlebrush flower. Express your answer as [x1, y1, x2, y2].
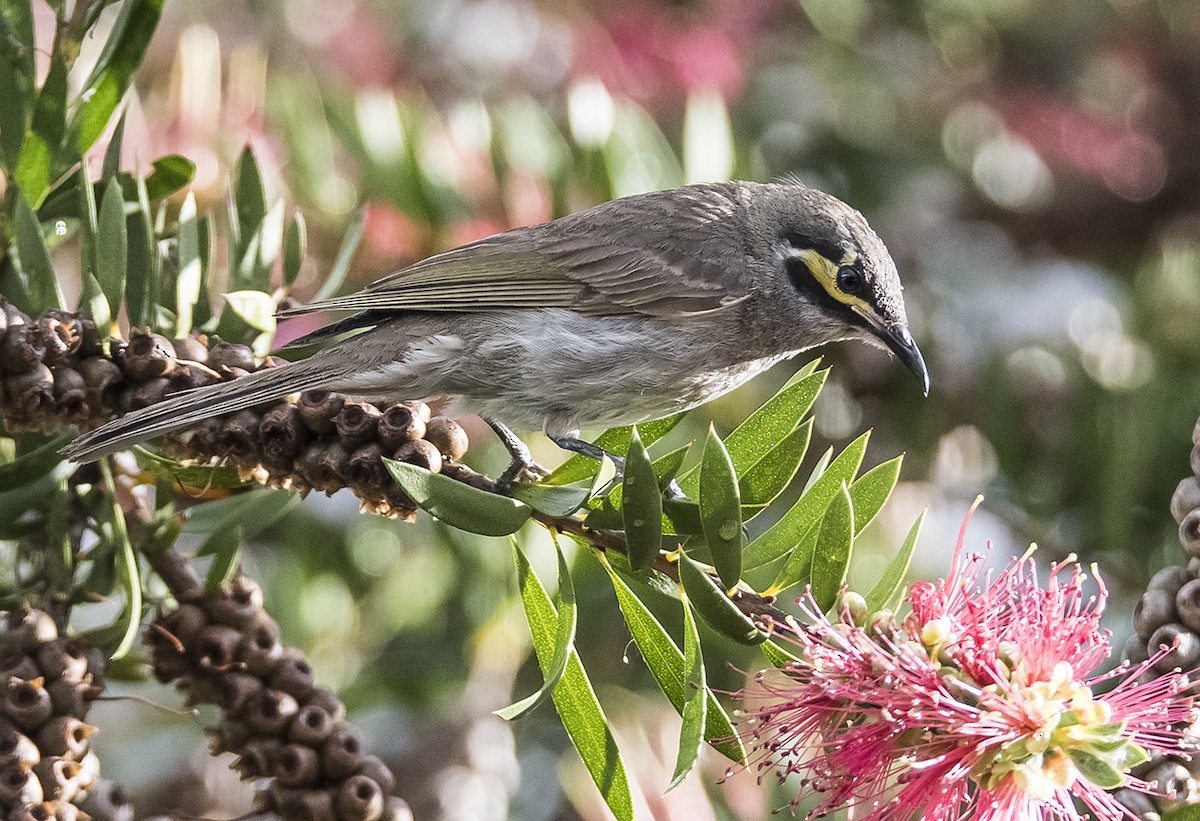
[738, 505, 1195, 820]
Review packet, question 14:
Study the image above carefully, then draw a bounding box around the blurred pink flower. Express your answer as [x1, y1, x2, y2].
[739, 509, 1195, 820]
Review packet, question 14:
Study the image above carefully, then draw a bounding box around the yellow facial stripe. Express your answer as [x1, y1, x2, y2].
[794, 248, 872, 312]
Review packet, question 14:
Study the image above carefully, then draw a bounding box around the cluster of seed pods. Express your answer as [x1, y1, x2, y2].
[149, 576, 410, 821]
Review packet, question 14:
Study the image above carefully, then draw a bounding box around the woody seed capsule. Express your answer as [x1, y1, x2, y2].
[321, 724, 363, 780]
[207, 341, 256, 373]
[0, 325, 47, 374]
[2, 678, 52, 730]
[260, 404, 309, 466]
[127, 377, 169, 410]
[297, 391, 345, 435]
[50, 368, 86, 417]
[1180, 510, 1200, 557]
[246, 690, 300, 737]
[1171, 477, 1200, 524]
[122, 332, 175, 380]
[335, 403, 382, 448]
[288, 704, 334, 747]
[1149, 623, 1200, 672]
[6, 365, 54, 417]
[376, 404, 425, 449]
[218, 409, 263, 460]
[171, 336, 208, 364]
[394, 439, 442, 474]
[37, 316, 79, 363]
[347, 444, 389, 488]
[423, 416, 468, 462]
[336, 775, 384, 821]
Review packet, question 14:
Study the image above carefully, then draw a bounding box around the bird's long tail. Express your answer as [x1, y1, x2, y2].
[63, 359, 330, 463]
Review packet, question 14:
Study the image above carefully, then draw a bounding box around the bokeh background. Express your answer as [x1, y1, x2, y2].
[59, 0, 1200, 817]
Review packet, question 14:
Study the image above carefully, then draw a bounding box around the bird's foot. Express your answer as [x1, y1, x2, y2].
[487, 419, 549, 493]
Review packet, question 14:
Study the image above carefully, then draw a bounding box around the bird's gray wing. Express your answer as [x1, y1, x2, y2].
[278, 183, 754, 320]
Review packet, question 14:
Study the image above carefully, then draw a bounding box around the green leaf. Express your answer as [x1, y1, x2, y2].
[222, 290, 277, 334]
[122, 202, 152, 328]
[384, 458, 531, 536]
[100, 462, 141, 662]
[13, 51, 66, 206]
[75, 163, 98, 283]
[622, 427, 662, 570]
[509, 482, 592, 518]
[70, 0, 164, 157]
[760, 639, 800, 668]
[142, 154, 194, 200]
[0, 0, 34, 170]
[699, 425, 742, 588]
[200, 525, 242, 591]
[134, 448, 247, 492]
[739, 418, 813, 510]
[102, 110, 126, 182]
[12, 191, 64, 312]
[800, 446, 833, 496]
[0, 434, 72, 492]
[544, 414, 684, 486]
[668, 597, 706, 791]
[80, 272, 111, 330]
[181, 488, 298, 539]
[677, 553, 765, 645]
[1066, 748, 1124, 790]
[518, 538, 633, 821]
[176, 191, 201, 336]
[283, 211, 307, 286]
[601, 557, 744, 762]
[848, 455, 902, 536]
[232, 146, 267, 275]
[96, 176, 127, 321]
[677, 369, 826, 496]
[312, 204, 365, 303]
[1162, 807, 1200, 821]
[497, 539, 577, 720]
[599, 444, 690, 513]
[744, 431, 870, 570]
[809, 482, 854, 612]
[865, 510, 926, 613]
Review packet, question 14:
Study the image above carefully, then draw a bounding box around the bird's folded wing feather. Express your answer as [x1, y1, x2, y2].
[277, 184, 754, 319]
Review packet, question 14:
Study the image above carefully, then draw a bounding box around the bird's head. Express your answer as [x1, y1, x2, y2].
[746, 181, 929, 395]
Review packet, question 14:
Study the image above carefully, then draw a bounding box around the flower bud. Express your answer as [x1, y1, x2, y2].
[1134, 588, 1179, 641]
[377, 404, 426, 449]
[1149, 623, 1200, 673]
[207, 341, 255, 373]
[393, 439, 442, 474]
[838, 591, 868, 625]
[122, 331, 175, 380]
[335, 402, 382, 448]
[1172, 477, 1200, 525]
[337, 775, 384, 821]
[296, 391, 345, 435]
[36, 717, 94, 760]
[288, 704, 334, 747]
[424, 416, 469, 462]
[0, 324, 47, 374]
[274, 742, 321, 787]
[1181, 511, 1200, 558]
[321, 724, 364, 780]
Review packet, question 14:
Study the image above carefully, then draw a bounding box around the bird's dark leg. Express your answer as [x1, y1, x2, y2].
[487, 419, 549, 491]
[549, 436, 688, 499]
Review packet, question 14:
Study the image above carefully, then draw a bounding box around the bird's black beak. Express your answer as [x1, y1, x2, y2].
[854, 308, 930, 396]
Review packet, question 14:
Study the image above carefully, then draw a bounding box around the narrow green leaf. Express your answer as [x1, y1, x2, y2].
[677, 553, 765, 645]
[668, 597, 706, 790]
[312, 204, 365, 302]
[122, 203, 152, 328]
[509, 482, 592, 518]
[96, 176, 127, 320]
[384, 458, 531, 536]
[200, 525, 242, 591]
[222, 290, 277, 334]
[233, 146, 267, 271]
[1066, 748, 1124, 790]
[865, 510, 926, 614]
[0, 0, 34, 169]
[70, 0, 164, 157]
[519, 541, 633, 821]
[800, 446, 833, 496]
[760, 639, 800, 668]
[76, 163, 98, 282]
[699, 425, 742, 588]
[739, 419, 813, 510]
[677, 369, 827, 496]
[848, 455, 903, 536]
[101, 110, 126, 182]
[597, 444, 690, 513]
[176, 191, 201, 336]
[12, 191, 64, 311]
[134, 447, 246, 491]
[1162, 806, 1200, 821]
[282, 211, 307, 286]
[14, 51, 66, 205]
[0, 434, 71, 492]
[100, 462, 141, 661]
[622, 427, 662, 570]
[543, 414, 684, 486]
[80, 272, 111, 330]
[142, 154, 195, 200]
[181, 488, 297, 538]
[601, 557, 744, 763]
[497, 539, 577, 720]
[809, 482, 855, 611]
[744, 431, 870, 570]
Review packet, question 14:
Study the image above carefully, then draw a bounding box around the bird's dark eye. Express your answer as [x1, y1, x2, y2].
[837, 267, 864, 295]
